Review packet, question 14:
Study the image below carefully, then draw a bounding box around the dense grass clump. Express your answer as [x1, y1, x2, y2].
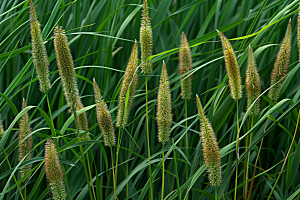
[2, 1, 300, 200]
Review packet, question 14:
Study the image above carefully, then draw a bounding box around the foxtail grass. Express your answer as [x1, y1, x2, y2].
[268, 19, 291, 102]
[18, 99, 32, 180]
[53, 26, 80, 110]
[157, 61, 172, 200]
[179, 32, 193, 100]
[54, 26, 93, 198]
[217, 29, 241, 199]
[116, 40, 138, 127]
[157, 61, 172, 144]
[93, 79, 115, 147]
[53, 26, 90, 140]
[179, 31, 193, 183]
[45, 139, 67, 200]
[140, 0, 153, 75]
[29, 0, 51, 93]
[196, 95, 222, 186]
[217, 30, 242, 100]
[246, 46, 261, 116]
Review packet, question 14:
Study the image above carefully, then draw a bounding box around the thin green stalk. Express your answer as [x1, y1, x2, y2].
[215, 186, 218, 200]
[185, 98, 188, 182]
[145, 76, 153, 200]
[86, 151, 96, 200]
[172, 138, 182, 200]
[235, 100, 239, 200]
[161, 143, 165, 200]
[3, 148, 24, 200]
[245, 115, 253, 199]
[110, 147, 117, 200]
[267, 108, 300, 200]
[73, 107, 94, 200]
[46, 94, 71, 200]
[115, 127, 121, 197]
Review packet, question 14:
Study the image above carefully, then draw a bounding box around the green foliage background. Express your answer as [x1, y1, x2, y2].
[1, 0, 300, 199]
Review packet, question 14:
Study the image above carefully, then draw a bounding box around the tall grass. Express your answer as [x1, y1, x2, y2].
[1, 0, 300, 200]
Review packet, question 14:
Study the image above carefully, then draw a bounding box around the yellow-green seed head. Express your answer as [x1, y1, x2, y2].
[29, 0, 51, 93]
[179, 32, 193, 100]
[76, 100, 91, 140]
[0, 114, 4, 141]
[19, 99, 33, 180]
[93, 79, 115, 146]
[157, 61, 172, 144]
[45, 139, 66, 200]
[196, 95, 222, 186]
[269, 19, 291, 102]
[116, 41, 139, 127]
[217, 30, 242, 100]
[140, 0, 153, 75]
[246, 46, 261, 115]
[54, 26, 80, 110]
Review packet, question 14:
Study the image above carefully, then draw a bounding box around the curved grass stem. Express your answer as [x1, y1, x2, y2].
[234, 100, 239, 200]
[110, 147, 117, 200]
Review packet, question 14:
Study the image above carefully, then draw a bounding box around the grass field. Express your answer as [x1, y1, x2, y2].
[1, 0, 300, 199]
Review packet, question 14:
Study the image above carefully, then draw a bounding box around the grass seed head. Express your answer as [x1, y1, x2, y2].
[140, 0, 153, 75]
[54, 26, 80, 110]
[246, 46, 261, 115]
[196, 95, 222, 186]
[29, 0, 51, 93]
[93, 79, 115, 146]
[217, 30, 242, 100]
[18, 98, 33, 180]
[76, 100, 91, 140]
[45, 139, 66, 200]
[157, 61, 172, 144]
[268, 19, 292, 102]
[179, 32, 193, 100]
[116, 40, 139, 127]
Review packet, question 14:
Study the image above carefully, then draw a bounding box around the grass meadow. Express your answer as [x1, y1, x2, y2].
[1, 0, 300, 199]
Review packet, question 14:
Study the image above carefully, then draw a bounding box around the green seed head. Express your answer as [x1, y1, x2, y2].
[179, 32, 193, 100]
[45, 139, 66, 200]
[140, 0, 153, 75]
[268, 19, 291, 102]
[0, 114, 4, 140]
[76, 100, 91, 140]
[157, 61, 172, 144]
[54, 26, 80, 110]
[196, 95, 222, 186]
[29, 0, 51, 93]
[19, 99, 33, 180]
[93, 79, 115, 146]
[117, 40, 139, 127]
[246, 46, 261, 116]
[217, 30, 242, 100]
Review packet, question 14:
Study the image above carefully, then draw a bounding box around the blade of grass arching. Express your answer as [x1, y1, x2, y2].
[0, 39, 19, 73]
[41, 0, 62, 38]
[238, 0, 269, 51]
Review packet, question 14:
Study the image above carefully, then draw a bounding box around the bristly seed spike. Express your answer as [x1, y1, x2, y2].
[196, 94, 222, 186]
[268, 20, 292, 101]
[157, 62, 172, 144]
[179, 32, 193, 100]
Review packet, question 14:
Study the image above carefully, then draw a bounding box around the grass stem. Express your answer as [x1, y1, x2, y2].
[161, 143, 165, 200]
[110, 147, 117, 200]
[145, 76, 153, 200]
[234, 100, 239, 200]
